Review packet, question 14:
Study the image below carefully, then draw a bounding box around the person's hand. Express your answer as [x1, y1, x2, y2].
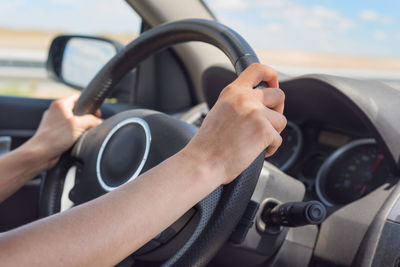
[27, 94, 102, 169]
[184, 63, 286, 185]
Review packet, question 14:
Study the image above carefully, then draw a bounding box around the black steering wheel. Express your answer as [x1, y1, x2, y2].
[39, 19, 266, 266]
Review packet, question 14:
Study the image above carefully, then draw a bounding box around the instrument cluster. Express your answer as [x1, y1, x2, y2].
[182, 104, 397, 208]
[268, 122, 396, 207]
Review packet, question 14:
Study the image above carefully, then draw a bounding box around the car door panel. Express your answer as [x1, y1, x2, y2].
[0, 96, 50, 230]
[0, 96, 51, 145]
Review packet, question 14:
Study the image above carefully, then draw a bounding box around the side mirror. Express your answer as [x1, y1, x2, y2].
[47, 35, 122, 90]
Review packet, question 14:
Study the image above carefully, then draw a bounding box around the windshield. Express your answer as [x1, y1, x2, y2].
[205, 0, 400, 90]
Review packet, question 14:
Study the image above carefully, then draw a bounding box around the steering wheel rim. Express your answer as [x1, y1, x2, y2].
[40, 19, 266, 266]
[72, 18, 261, 116]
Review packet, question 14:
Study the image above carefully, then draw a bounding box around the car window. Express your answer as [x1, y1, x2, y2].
[0, 0, 141, 99]
[204, 0, 400, 90]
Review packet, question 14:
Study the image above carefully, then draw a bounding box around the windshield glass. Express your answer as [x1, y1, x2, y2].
[0, 0, 140, 98]
[205, 0, 400, 89]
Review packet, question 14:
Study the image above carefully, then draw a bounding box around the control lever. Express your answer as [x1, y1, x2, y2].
[262, 200, 326, 228]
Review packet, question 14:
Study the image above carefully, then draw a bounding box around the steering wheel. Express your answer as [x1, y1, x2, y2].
[39, 19, 266, 266]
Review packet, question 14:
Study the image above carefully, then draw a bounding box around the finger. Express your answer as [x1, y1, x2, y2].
[235, 63, 279, 89]
[51, 94, 81, 116]
[253, 87, 285, 113]
[264, 124, 283, 157]
[60, 94, 80, 106]
[77, 114, 103, 130]
[263, 108, 287, 134]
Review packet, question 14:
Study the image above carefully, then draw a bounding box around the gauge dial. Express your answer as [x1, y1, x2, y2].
[316, 139, 396, 207]
[266, 121, 302, 171]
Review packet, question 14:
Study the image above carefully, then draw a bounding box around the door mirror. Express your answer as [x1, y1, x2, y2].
[47, 35, 122, 90]
[62, 38, 117, 88]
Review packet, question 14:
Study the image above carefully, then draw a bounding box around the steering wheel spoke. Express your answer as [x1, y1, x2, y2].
[60, 165, 77, 212]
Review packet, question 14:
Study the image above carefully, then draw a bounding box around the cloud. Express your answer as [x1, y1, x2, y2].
[211, 0, 248, 11]
[208, 0, 400, 57]
[262, 3, 355, 33]
[0, 0, 141, 34]
[360, 10, 379, 21]
[359, 9, 394, 24]
[212, 0, 354, 34]
[211, 0, 357, 53]
[265, 23, 282, 33]
[373, 30, 388, 41]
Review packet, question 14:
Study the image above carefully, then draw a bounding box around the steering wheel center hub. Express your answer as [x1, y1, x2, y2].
[96, 118, 151, 191]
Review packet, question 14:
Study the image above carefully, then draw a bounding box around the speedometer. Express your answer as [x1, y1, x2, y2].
[316, 139, 396, 207]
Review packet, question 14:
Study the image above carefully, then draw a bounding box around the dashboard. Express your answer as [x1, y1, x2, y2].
[181, 71, 400, 266]
[269, 121, 397, 209]
[180, 103, 398, 212]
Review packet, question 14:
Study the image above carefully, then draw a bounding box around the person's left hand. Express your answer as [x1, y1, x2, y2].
[28, 94, 102, 169]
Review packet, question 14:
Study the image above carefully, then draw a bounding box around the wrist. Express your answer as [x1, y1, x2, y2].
[20, 136, 56, 173]
[177, 145, 224, 189]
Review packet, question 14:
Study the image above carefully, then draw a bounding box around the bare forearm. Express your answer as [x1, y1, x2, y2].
[0, 95, 102, 203]
[0, 139, 52, 202]
[0, 149, 219, 266]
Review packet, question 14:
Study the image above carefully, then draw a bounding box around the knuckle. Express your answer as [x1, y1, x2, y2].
[266, 147, 276, 158]
[250, 62, 262, 70]
[67, 117, 76, 126]
[275, 134, 283, 147]
[273, 87, 285, 101]
[277, 115, 287, 132]
[269, 68, 278, 78]
[248, 108, 263, 121]
[220, 85, 231, 97]
[51, 99, 63, 109]
[266, 132, 282, 156]
[220, 84, 237, 98]
[235, 93, 249, 107]
[263, 124, 274, 145]
[247, 109, 266, 130]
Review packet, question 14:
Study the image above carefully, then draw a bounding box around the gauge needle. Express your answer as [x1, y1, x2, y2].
[371, 154, 384, 173]
[360, 184, 367, 195]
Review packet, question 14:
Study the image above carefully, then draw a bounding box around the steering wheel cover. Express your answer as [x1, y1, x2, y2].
[164, 154, 264, 266]
[41, 19, 266, 266]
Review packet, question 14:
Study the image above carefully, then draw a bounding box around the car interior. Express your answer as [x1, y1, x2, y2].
[1, 0, 400, 266]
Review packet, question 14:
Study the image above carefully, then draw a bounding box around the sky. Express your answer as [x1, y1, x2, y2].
[206, 0, 400, 58]
[0, 0, 141, 34]
[0, 0, 399, 58]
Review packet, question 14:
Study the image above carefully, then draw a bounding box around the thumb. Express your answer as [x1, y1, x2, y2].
[78, 114, 103, 130]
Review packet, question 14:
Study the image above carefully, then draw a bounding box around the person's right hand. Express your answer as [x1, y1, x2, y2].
[184, 63, 286, 185]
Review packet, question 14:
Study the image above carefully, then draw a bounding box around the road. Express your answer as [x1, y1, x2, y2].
[0, 48, 75, 98]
